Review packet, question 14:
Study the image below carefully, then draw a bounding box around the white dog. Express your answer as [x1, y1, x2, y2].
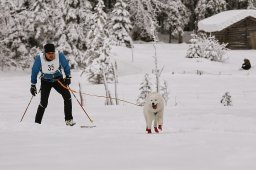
[143, 92, 164, 133]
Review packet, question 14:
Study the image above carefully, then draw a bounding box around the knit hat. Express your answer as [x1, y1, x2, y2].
[44, 43, 55, 53]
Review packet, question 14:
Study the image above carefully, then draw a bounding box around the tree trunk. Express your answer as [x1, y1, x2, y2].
[168, 27, 172, 43]
[178, 31, 183, 43]
[153, 43, 160, 93]
[102, 68, 113, 105]
[113, 62, 119, 105]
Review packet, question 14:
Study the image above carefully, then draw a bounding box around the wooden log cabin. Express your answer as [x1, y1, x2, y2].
[198, 10, 256, 49]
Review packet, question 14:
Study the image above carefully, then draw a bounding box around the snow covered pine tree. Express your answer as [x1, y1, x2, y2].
[0, 0, 92, 69]
[195, 0, 227, 28]
[165, 0, 190, 43]
[128, 0, 158, 41]
[85, 0, 114, 84]
[111, 0, 133, 48]
[56, 0, 92, 68]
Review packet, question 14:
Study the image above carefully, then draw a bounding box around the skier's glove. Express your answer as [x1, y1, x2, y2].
[30, 84, 37, 96]
[64, 77, 71, 86]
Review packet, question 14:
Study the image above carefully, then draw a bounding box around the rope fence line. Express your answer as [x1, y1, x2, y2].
[57, 80, 142, 107]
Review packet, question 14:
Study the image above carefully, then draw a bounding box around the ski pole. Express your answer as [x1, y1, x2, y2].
[20, 95, 34, 122]
[69, 88, 94, 123]
[20, 89, 41, 122]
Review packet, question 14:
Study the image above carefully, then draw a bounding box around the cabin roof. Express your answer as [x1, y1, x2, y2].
[198, 10, 256, 32]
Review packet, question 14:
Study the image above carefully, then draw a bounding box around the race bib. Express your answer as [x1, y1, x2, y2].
[40, 52, 60, 74]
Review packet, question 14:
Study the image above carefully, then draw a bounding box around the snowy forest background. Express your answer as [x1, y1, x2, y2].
[0, 0, 256, 71]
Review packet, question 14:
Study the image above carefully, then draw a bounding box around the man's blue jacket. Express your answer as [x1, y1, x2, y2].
[31, 52, 71, 84]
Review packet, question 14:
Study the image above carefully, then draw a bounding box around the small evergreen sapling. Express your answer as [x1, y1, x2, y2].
[160, 80, 169, 105]
[186, 34, 201, 58]
[220, 92, 232, 106]
[137, 74, 152, 106]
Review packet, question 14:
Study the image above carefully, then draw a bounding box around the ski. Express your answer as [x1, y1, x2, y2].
[80, 125, 96, 128]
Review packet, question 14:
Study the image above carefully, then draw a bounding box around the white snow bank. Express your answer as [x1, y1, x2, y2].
[198, 10, 256, 32]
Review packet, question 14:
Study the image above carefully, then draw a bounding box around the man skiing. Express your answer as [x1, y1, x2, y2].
[30, 43, 76, 126]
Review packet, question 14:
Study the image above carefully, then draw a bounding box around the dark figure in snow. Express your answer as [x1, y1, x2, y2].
[30, 43, 76, 126]
[241, 58, 251, 70]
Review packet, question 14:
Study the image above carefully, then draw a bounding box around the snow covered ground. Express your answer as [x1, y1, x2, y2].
[1, 43, 256, 170]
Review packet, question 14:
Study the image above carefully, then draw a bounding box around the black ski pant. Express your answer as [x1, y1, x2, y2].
[35, 78, 72, 124]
